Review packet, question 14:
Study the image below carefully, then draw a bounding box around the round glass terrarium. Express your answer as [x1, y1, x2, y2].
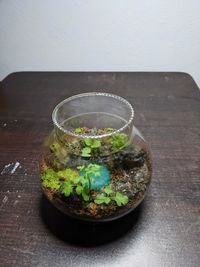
[40, 92, 152, 222]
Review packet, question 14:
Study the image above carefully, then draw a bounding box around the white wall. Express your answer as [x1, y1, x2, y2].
[0, 0, 200, 86]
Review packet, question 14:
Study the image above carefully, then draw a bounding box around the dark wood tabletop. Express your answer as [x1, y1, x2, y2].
[0, 72, 199, 267]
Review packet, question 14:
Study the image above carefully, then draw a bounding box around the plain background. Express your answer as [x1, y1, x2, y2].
[0, 0, 200, 86]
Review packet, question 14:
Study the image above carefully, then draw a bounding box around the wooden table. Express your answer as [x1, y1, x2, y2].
[0, 72, 199, 267]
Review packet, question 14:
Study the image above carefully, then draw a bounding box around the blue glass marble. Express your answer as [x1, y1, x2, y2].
[80, 165, 111, 190]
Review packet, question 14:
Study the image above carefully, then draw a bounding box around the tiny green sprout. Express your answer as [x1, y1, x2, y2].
[74, 127, 83, 134]
[61, 181, 73, 197]
[113, 192, 129, 206]
[81, 147, 91, 157]
[94, 194, 111, 205]
[104, 186, 113, 195]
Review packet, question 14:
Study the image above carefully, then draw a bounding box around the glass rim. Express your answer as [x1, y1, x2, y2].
[52, 92, 134, 139]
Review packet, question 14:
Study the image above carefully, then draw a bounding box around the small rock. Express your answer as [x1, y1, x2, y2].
[134, 172, 144, 182]
[122, 150, 145, 170]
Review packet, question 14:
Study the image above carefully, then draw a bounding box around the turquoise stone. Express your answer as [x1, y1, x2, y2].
[80, 165, 111, 190]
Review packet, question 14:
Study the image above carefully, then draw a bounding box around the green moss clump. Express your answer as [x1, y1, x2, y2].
[57, 168, 77, 179]
[41, 169, 60, 190]
[41, 167, 78, 191]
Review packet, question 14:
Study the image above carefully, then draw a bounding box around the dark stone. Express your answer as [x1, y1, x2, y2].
[122, 150, 145, 170]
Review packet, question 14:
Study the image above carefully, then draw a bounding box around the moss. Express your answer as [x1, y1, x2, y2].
[41, 167, 78, 190]
[57, 168, 78, 180]
[41, 169, 60, 190]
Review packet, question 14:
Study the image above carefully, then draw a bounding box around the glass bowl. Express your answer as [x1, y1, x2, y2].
[40, 92, 152, 222]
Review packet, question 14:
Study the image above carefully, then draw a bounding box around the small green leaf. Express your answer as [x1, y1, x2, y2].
[94, 194, 111, 205]
[113, 192, 128, 206]
[84, 138, 92, 147]
[104, 186, 113, 195]
[82, 190, 90, 201]
[76, 185, 83, 195]
[62, 181, 73, 197]
[81, 147, 91, 157]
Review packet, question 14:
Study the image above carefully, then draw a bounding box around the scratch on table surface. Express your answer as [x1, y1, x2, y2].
[0, 196, 8, 210]
[2, 196, 8, 204]
[11, 162, 20, 174]
[1, 161, 21, 175]
[1, 163, 12, 174]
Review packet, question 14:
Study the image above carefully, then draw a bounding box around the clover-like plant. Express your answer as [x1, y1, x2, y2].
[81, 138, 101, 157]
[94, 185, 128, 207]
[81, 147, 91, 157]
[61, 164, 102, 202]
[61, 181, 73, 197]
[78, 163, 100, 189]
[111, 133, 128, 150]
[94, 194, 111, 205]
[113, 192, 129, 206]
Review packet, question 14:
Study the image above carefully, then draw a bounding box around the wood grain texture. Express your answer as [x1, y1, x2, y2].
[0, 72, 199, 267]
